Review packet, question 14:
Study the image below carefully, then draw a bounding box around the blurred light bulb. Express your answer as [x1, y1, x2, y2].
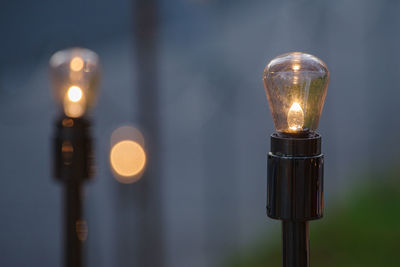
[49, 47, 101, 118]
[263, 52, 329, 134]
[110, 140, 146, 178]
[109, 126, 147, 184]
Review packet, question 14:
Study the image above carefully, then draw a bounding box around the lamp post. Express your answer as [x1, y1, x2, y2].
[262, 52, 330, 267]
[49, 48, 101, 267]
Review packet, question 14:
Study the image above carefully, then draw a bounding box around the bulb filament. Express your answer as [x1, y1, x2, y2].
[287, 102, 304, 131]
[67, 86, 83, 103]
[64, 86, 86, 118]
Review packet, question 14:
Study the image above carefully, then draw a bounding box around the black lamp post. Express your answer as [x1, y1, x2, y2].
[53, 117, 93, 267]
[262, 52, 330, 267]
[49, 48, 101, 267]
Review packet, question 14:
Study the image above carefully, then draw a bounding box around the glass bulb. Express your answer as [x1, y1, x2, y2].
[263, 52, 329, 134]
[49, 47, 101, 118]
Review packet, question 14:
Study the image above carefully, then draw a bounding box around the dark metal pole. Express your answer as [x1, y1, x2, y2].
[282, 222, 309, 267]
[54, 117, 93, 267]
[64, 180, 84, 267]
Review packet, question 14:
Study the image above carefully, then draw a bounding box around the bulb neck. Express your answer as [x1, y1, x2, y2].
[276, 129, 312, 138]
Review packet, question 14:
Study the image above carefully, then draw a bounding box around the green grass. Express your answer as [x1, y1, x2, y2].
[224, 169, 400, 267]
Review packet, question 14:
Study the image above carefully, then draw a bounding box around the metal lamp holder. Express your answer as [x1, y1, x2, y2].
[267, 132, 323, 267]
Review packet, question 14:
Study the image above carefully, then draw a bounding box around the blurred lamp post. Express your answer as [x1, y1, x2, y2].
[49, 48, 101, 267]
[263, 52, 329, 267]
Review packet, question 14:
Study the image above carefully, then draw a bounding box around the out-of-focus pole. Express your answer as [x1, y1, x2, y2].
[54, 117, 93, 267]
[133, 0, 163, 266]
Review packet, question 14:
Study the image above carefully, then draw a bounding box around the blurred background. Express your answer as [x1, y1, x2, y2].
[1, 0, 400, 266]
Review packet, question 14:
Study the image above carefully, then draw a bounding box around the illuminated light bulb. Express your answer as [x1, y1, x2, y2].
[287, 102, 304, 131]
[109, 126, 147, 184]
[49, 47, 101, 118]
[263, 52, 329, 134]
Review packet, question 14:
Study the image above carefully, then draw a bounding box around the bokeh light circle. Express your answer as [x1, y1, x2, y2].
[110, 140, 146, 179]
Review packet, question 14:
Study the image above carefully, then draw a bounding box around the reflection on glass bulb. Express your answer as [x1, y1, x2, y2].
[263, 52, 329, 134]
[287, 102, 304, 131]
[70, 57, 84, 72]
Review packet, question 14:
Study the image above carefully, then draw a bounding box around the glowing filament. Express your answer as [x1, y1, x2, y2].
[287, 102, 304, 131]
[64, 86, 86, 118]
[292, 64, 300, 71]
[67, 86, 83, 102]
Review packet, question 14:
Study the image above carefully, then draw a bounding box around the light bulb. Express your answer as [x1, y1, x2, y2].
[109, 126, 147, 184]
[263, 52, 329, 134]
[49, 47, 101, 118]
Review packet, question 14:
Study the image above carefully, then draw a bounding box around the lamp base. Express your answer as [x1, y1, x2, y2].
[267, 133, 323, 267]
[267, 133, 323, 221]
[53, 116, 94, 182]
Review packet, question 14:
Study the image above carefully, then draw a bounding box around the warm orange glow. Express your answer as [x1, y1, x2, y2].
[76, 220, 88, 241]
[62, 118, 74, 127]
[63, 86, 86, 118]
[61, 141, 73, 165]
[287, 102, 304, 131]
[67, 86, 83, 102]
[63, 101, 85, 118]
[61, 141, 73, 153]
[70, 57, 84, 71]
[110, 140, 146, 180]
[292, 64, 300, 71]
